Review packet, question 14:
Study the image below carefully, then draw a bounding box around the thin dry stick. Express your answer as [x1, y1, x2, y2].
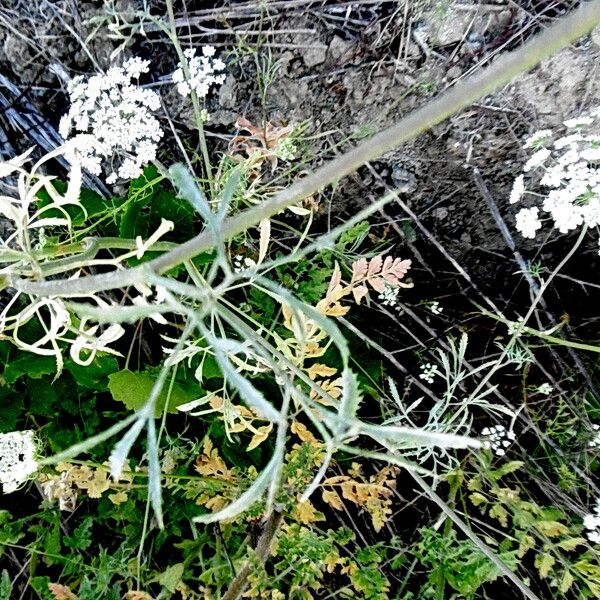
[221, 509, 284, 600]
[8, 0, 600, 299]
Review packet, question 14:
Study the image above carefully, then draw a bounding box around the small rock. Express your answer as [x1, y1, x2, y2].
[592, 25, 600, 49]
[433, 207, 449, 220]
[303, 45, 327, 68]
[218, 75, 237, 109]
[391, 166, 417, 193]
[328, 36, 353, 61]
[446, 66, 462, 80]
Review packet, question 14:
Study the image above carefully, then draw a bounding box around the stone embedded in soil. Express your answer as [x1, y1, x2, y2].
[218, 76, 237, 110]
[303, 45, 327, 68]
[328, 36, 354, 62]
[592, 25, 600, 49]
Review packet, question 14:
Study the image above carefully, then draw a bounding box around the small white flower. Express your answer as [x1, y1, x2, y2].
[429, 300, 443, 315]
[507, 316, 526, 337]
[583, 498, 600, 544]
[589, 423, 600, 448]
[60, 57, 163, 183]
[515, 207, 542, 239]
[378, 283, 399, 307]
[523, 148, 551, 172]
[581, 147, 600, 161]
[232, 254, 257, 273]
[536, 383, 553, 395]
[0, 431, 38, 493]
[564, 115, 594, 128]
[173, 46, 226, 99]
[419, 363, 438, 384]
[509, 174, 525, 204]
[523, 129, 553, 149]
[481, 424, 515, 457]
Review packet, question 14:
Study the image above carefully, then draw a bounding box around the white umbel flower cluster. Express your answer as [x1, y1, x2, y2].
[419, 363, 438, 384]
[589, 423, 600, 448]
[0, 431, 38, 493]
[481, 424, 515, 457]
[584, 498, 600, 544]
[378, 283, 400, 307]
[510, 107, 600, 243]
[59, 57, 163, 184]
[172, 47, 226, 99]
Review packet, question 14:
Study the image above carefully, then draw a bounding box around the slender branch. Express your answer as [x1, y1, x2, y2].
[221, 509, 284, 600]
[9, 0, 600, 298]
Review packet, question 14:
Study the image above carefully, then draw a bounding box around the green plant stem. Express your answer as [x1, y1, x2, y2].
[164, 0, 213, 187]
[9, 0, 600, 299]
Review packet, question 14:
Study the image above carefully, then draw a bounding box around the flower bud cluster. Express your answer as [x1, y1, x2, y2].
[59, 57, 163, 184]
[172, 46, 226, 99]
[510, 108, 600, 243]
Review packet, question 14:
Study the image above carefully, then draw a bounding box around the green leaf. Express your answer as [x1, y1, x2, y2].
[26, 378, 58, 417]
[559, 570, 575, 594]
[491, 460, 524, 480]
[0, 388, 23, 432]
[3, 353, 56, 385]
[535, 520, 570, 538]
[65, 356, 119, 390]
[557, 537, 586, 551]
[108, 370, 199, 417]
[119, 199, 149, 239]
[64, 517, 93, 550]
[489, 504, 509, 528]
[535, 552, 555, 578]
[159, 562, 184, 593]
[469, 492, 488, 507]
[149, 189, 195, 241]
[0, 570, 12, 600]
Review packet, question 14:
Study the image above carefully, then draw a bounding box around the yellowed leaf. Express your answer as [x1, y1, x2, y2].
[247, 424, 273, 451]
[324, 302, 350, 317]
[48, 583, 78, 600]
[195, 438, 233, 481]
[352, 285, 368, 304]
[108, 490, 128, 505]
[326, 262, 342, 298]
[295, 500, 324, 525]
[291, 421, 318, 444]
[351, 258, 368, 282]
[306, 364, 338, 380]
[322, 489, 344, 510]
[125, 592, 155, 600]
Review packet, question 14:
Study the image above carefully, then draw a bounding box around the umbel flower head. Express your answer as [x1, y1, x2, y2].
[0, 431, 38, 493]
[510, 107, 600, 244]
[59, 57, 164, 184]
[172, 46, 226, 99]
[584, 498, 600, 544]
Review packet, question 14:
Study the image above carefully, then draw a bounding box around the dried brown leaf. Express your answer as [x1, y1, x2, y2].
[48, 584, 78, 600]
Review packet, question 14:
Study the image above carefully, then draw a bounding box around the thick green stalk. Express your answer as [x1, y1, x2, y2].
[9, 0, 600, 298]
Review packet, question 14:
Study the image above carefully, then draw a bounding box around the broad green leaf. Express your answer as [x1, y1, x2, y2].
[559, 570, 575, 594]
[159, 562, 184, 593]
[557, 537, 586, 551]
[535, 520, 570, 538]
[108, 369, 199, 416]
[3, 353, 56, 385]
[65, 356, 119, 390]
